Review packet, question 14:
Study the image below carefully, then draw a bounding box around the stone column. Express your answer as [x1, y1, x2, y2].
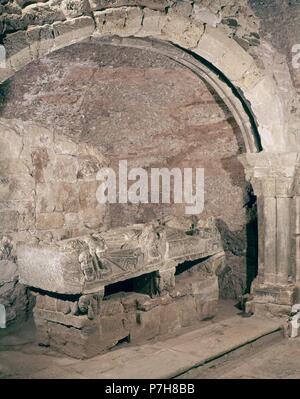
[294, 176, 300, 296]
[239, 152, 299, 318]
[154, 262, 176, 295]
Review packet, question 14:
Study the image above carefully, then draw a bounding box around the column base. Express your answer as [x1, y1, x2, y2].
[246, 281, 297, 318]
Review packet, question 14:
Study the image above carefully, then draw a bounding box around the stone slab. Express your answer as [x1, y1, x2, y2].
[57, 314, 281, 379]
[0, 302, 282, 379]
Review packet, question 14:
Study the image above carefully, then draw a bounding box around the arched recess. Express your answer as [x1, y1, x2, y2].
[96, 35, 262, 153]
[0, 5, 298, 316]
[0, 6, 292, 153]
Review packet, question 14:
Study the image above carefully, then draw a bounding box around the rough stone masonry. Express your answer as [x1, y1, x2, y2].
[0, 0, 299, 344]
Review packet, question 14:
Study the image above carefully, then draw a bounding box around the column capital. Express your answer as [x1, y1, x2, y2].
[238, 152, 300, 197]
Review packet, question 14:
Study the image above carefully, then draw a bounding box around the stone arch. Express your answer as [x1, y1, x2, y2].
[0, 6, 292, 153]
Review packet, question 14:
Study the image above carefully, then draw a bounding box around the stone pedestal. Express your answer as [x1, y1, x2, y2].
[32, 254, 223, 359]
[18, 218, 225, 358]
[240, 152, 300, 318]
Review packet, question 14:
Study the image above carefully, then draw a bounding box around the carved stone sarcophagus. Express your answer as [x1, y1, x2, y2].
[17, 218, 225, 358]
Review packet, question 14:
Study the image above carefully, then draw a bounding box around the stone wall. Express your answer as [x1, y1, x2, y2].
[0, 118, 108, 327]
[0, 118, 108, 240]
[0, 235, 29, 328]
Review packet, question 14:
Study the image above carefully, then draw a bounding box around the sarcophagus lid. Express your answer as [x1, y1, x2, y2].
[17, 218, 223, 295]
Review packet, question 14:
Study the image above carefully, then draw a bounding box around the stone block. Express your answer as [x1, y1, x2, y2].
[36, 182, 80, 213]
[3, 30, 32, 71]
[56, 299, 72, 315]
[17, 241, 85, 294]
[80, 205, 106, 229]
[35, 294, 46, 310]
[0, 68, 15, 84]
[195, 299, 218, 320]
[61, 0, 91, 19]
[94, 7, 143, 37]
[53, 136, 80, 156]
[53, 16, 95, 50]
[0, 177, 10, 202]
[169, 1, 193, 18]
[136, 8, 165, 38]
[34, 317, 50, 347]
[252, 302, 292, 319]
[100, 313, 129, 344]
[0, 160, 29, 176]
[137, 294, 171, 311]
[161, 15, 204, 49]
[100, 298, 124, 316]
[155, 267, 175, 294]
[131, 306, 161, 342]
[243, 76, 285, 151]
[0, 124, 24, 160]
[0, 281, 16, 298]
[220, 47, 256, 85]
[78, 181, 99, 209]
[159, 301, 180, 335]
[17, 204, 36, 231]
[77, 155, 102, 180]
[251, 177, 276, 197]
[63, 212, 82, 229]
[22, 2, 65, 27]
[89, 0, 171, 11]
[21, 122, 54, 151]
[38, 294, 57, 312]
[194, 26, 254, 81]
[36, 183, 55, 213]
[254, 283, 297, 307]
[0, 260, 18, 284]
[121, 292, 149, 312]
[191, 276, 219, 301]
[276, 178, 294, 197]
[31, 147, 51, 184]
[13, 0, 43, 9]
[121, 311, 136, 332]
[175, 295, 198, 327]
[5, 175, 35, 202]
[236, 66, 264, 92]
[36, 212, 65, 230]
[34, 307, 93, 329]
[46, 321, 102, 359]
[192, 4, 222, 27]
[0, 211, 19, 232]
[26, 24, 55, 60]
[44, 155, 79, 183]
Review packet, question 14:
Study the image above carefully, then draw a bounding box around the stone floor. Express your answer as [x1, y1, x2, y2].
[1, 300, 292, 379]
[183, 334, 300, 379]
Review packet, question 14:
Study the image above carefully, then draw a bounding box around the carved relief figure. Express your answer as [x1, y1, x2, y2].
[79, 250, 96, 282]
[137, 223, 167, 265]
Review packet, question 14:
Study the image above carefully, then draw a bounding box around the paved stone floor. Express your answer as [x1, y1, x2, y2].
[1, 300, 293, 379]
[183, 336, 300, 379]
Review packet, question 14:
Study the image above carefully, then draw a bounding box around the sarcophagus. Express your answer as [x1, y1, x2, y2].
[17, 218, 225, 358]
